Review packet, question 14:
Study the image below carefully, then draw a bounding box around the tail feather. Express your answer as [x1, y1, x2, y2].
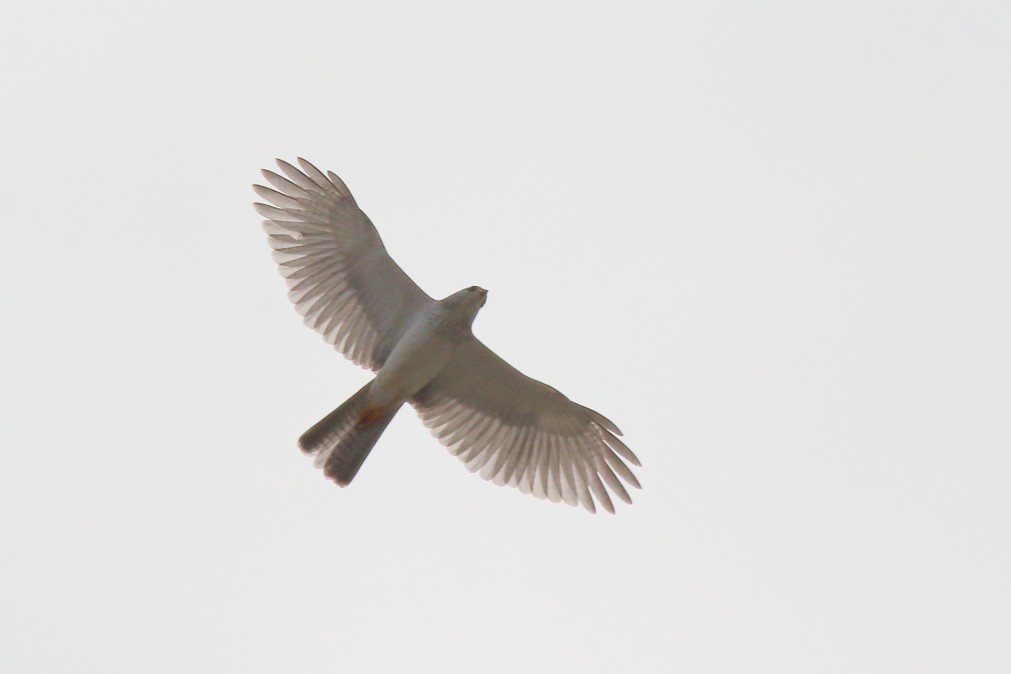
[298, 381, 400, 487]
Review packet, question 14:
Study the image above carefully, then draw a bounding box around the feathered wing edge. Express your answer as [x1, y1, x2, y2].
[253, 158, 431, 371]
[410, 396, 641, 514]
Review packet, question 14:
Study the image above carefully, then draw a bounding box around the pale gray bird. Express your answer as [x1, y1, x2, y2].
[254, 158, 641, 513]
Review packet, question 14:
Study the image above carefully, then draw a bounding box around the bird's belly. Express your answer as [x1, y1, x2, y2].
[368, 325, 453, 408]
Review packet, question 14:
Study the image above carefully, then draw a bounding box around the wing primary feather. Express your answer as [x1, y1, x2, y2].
[459, 410, 495, 445]
[594, 455, 633, 504]
[446, 414, 484, 456]
[289, 273, 345, 313]
[575, 471, 596, 513]
[478, 444, 505, 480]
[431, 404, 470, 435]
[519, 433, 543, 495]
[564, 450, 595, 513]
[327, 171, 357, 204]
[581, 406, 623, 436]
[558, 440, 580, 507]
[267, 236, 326, 255]
[585, 468, 615, 514]
[601, 430, 640, 467]
[559, 431, 595, 511]
[466, 444, 494, 473]
[255, 204, 332, 228]
[548, 435, 564, 503]
[272, 246, 336, 267]
[284, 261, 342, 295]
[545, 436, 562, 503]
[347, 309, 373, 363]
[484, 424, 516, 481]
[466, 416, 501, 460]
[602, 446, 642, 489]
[297, 157, 333, 191]
[262, 220, 295, 237]
[536, 435, 551, 499]
[439, 405, 477, 438]
[321, 315, 341, 345]
[486, 425, 517, 484]
[271, 243, 335, 262]
[275, 159, 319, 191]
[305, 286, 349, 333]
[334, 308, 365, 355]
[444, 412, 487, 454]
[261, 169, 314, 198]
[311, 289, 356, 328]
[557, 436, 574, 505]
[458, 423, 493, 463]
[253, 184, 305, 210]
[521, 435, 538, 495]
[501, 425, 534, 487]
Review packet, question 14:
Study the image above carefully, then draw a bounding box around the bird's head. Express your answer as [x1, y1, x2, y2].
[467, 285, 489, 308]
[440, 286, 488, 330]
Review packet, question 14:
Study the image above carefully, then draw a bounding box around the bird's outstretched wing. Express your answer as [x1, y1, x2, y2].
[254, 158, 432, 371]
[411, 338, 641, 513]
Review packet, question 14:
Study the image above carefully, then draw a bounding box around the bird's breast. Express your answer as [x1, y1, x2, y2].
[368, 318, 455, 408]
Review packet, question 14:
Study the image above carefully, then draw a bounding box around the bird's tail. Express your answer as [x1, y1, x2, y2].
[298, 381, 401, 486]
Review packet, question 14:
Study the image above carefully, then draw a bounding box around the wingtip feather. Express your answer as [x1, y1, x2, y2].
[582, 406, 623, 436]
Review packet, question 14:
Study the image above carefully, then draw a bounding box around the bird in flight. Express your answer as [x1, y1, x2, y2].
[253, 158, 641, 513]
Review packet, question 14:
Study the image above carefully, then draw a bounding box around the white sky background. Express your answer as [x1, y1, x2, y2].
[2, 1, 1009, 671]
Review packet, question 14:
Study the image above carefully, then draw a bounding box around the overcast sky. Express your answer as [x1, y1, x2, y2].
[2, 1, 1009, 672]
